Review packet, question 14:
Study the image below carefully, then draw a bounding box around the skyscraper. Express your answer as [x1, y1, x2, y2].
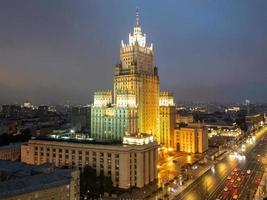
[115, 10, 160, 138]
[91, 11, 174, 146]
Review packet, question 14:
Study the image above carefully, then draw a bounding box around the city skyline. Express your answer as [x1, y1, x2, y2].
[1, 0, 267, 105]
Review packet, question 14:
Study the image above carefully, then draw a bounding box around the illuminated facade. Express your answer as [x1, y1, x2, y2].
[91, 11, 175, 146]
[21, 136, 158, 189]
[91, 90, 138, 140]
[159, 92, 176, 148]
[175, 123, 208, 153]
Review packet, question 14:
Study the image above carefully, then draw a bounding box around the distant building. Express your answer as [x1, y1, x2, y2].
[225, 106, 240, 113]
[206, 124, 241, 138]
[0, 143, 22, 161]
[0, 161, 80, 200]
[159, 92, 176, 148]
[246, 114, 264, 130]
[176, 113, 194, 124]
[21, 134, 158, 189]
[1, 105, 22, 118]
[175, 123, 208, 153]
[37, 105, 49, 115]
[23, 100, 33, 108]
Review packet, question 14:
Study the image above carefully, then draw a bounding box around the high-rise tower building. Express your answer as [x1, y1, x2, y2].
[114, 10, 159, 138]
[91, 11, 174, 146]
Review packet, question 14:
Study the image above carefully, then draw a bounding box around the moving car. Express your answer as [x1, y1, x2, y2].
[232, 194, 238, 199]
[224, 187, 229, 192]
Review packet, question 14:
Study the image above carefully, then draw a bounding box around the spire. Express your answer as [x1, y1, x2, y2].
[135, 8, 140, 27]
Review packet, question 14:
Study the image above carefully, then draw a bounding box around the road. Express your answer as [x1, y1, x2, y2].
[158, 152, 201, 186]
[173, 127, 267, 200]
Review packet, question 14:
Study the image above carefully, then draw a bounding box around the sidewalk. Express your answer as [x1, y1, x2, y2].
[254, 172, 267, 200]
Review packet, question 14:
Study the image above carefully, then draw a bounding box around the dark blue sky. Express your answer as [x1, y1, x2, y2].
[0, 0, 267, 105]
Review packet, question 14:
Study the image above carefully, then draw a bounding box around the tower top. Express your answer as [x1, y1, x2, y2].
[135, 8, 140, 27]
[121, 9, 153, 50]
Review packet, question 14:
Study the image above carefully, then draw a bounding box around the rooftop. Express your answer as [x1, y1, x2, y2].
[34, 135, 123, 145]
[0, 160, 75, 199]
[0, 142, 25, 150]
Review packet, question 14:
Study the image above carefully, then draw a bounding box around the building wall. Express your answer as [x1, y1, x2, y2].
[197, 127, 208, 153]
[176, 114, 194, 124]
[175, 125, 208, 153]
[0, 144, 21, 161]
[159, 92, 176, 148]
[159, 106, 176, 148]
[91, 107, 138, 140]
[21, 140, 158, 189]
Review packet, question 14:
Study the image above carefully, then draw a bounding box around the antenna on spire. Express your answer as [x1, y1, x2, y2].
[135, 7, 140, 27]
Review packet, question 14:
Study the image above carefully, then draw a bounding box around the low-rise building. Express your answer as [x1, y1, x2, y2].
[0, 160, 80, 200]
[21, 134, 158, 189]
[0, 143, 22, 161]
[174, 123, 208, 153]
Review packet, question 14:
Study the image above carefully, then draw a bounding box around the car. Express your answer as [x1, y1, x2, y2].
[247, 170, 251, 174]
[224, 187, 229, 192]
[232, 194, 238, 199]
[227, 176, 231, 180]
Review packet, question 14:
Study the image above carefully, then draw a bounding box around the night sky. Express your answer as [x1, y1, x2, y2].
[0, 0, 267, 105]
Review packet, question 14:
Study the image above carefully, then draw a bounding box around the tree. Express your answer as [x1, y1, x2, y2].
[80, 165, 114, 198]
[235, 110, 248, 134]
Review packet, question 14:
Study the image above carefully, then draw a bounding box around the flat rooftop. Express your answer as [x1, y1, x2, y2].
[34, 135, 123, 145]
[0, 160, 75, 199]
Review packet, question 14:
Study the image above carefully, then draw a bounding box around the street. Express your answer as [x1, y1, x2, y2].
[173, 127, 267, 200]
